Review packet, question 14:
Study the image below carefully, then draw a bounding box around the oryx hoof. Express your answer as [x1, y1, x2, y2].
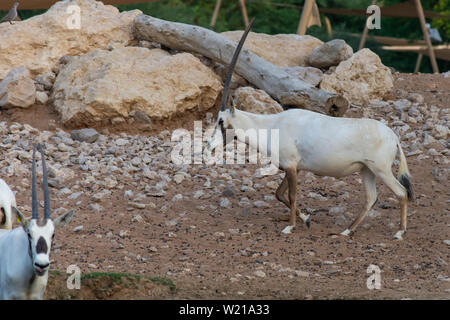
[281, 225, 294, 235]
[299, 212, 311, 228]
[304, 215, 311, 228]
[339, 229, 352, 237]
[393, 230, 405, 240]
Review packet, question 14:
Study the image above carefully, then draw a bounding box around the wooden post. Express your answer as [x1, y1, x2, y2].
[414, 0, 439, 73]
[211, 0, 249, 28]
[238, 0, 249, 27]
[210, 0, 222, 28]
[414, 53, 423, 73]
[359, 0, 376, 50]
[297, 0, 315, 35]
[324, 16, 332, 38]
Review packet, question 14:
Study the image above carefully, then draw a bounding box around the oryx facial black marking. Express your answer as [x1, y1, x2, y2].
[36, 236, 48, 254]
[1, 207, 5, 225]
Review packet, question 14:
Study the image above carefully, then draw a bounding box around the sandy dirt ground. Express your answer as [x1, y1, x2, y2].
[1, 73, 449, 300]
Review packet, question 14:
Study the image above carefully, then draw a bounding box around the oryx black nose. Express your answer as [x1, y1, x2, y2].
[35, 262, 49, 269]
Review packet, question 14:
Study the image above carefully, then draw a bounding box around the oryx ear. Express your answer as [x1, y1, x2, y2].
[230, 97, 236, 115]
[13, 207, 29, 228]
[53, 210, 75, 228]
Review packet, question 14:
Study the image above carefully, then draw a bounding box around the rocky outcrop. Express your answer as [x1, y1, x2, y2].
[307, 39, 353, 69]
[0, 66, 35, 108]
[222, 31, 323, 67]
[320, 49, 393, 105]
[51, 47, 222, 125]
[233, 87, 283, 114]
[0, 0, 141, 79]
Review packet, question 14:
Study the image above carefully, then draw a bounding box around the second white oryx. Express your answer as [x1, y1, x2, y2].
[206, 20, 413, 240]
[0, 143, 74, 300]
[0, 178, 17, 230]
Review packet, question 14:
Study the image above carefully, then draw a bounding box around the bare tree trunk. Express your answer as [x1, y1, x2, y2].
[133, 14, 348, 116]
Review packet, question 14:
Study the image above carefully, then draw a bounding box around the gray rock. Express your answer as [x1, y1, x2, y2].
[35, 91, 49, 105]
[308, 39, 353, 69]
[253, 200, 270, 208]
[220, 198, 231, 208]
[133, 110, 152, 124]
[393, 99, 411, 114]
[407, 93, 424, 104]
[71, 128, 99, 143]
[222, 186, 236, 198]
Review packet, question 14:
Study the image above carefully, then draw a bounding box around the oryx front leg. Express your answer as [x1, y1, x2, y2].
[281, 167, 298, 235]
[276, 173, 310, 228]
[341, 167, 377, 237]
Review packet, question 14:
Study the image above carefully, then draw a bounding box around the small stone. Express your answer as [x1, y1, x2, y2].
[172, 194, 183, 201]
[131, 215, 144, 223]
[214, 231, 225, 238]
[253, 200, 270, 208]
[70, 128, 99, 143]
[119, 230, 129, 238]
[329, 206, 346, 215]
[254, 270, 266, 278]
[133, 110, 152, 124]
[407, 93, 424, 103]
[219, 198, 231, 208]
[173, 174, 184, 184]
[131, 202, 146, 209]
[115, 138, 128, 146]
[193, 190, 204, 199]
[295, 270, 310, 277]
[165, 219, 178, 227]
[73, 225, 83, 232]
[35, 91, 48, 105]
[221, 186, 235, 197]
[124, 190, 134, 198]
[307, 192, 327, 201]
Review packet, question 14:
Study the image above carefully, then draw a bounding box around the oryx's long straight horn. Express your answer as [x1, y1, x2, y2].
[37, 144, 50, 220]
[220, 17, 255, 111]
[31, 144, 38, 220]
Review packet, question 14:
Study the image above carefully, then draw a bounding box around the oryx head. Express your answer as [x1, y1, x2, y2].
[206, 18, 254, 152]
[14, 143, 74, 277]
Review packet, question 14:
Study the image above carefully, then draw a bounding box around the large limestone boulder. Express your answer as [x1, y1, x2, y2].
[0, 0, 141, 79]
[320, 49, 393, 105]
[233, 87, 283, 114]
[51, 47, 222, 126]
[307, 39, 353, 69]
[222, 31, 323, 67]
[0, 66, 36, 108]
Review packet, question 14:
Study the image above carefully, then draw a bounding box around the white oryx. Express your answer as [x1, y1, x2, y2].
[206, 20, 413, 240]
[0, 143, 74, 300]
[0, 178, 16, 230]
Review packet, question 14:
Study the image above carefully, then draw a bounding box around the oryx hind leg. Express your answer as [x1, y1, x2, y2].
[374, 170, 408, 240]
[341, 166, 377, 237]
